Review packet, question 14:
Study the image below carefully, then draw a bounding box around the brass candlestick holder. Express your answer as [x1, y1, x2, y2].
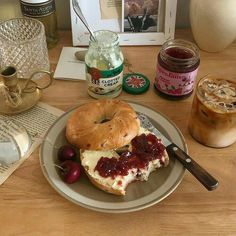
[0, 66, 53, 115]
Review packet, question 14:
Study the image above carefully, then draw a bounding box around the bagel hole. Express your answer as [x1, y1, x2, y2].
[94, 119, 109, 124]
[98, 118, 110, 124]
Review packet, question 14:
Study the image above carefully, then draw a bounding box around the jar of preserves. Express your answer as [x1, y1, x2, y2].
[155, 39, 200, 100]
[85, 30, 124, 99]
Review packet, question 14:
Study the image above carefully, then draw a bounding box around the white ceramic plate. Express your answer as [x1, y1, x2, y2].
[40, 102, 186, 213]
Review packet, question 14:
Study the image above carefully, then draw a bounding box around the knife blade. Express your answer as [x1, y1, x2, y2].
[138, 113, 219, 191]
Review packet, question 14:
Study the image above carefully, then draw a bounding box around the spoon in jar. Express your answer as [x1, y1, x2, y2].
[72, 0, 114, 69]
[72, 0, 92, 62]
[72, 0, 96, 42]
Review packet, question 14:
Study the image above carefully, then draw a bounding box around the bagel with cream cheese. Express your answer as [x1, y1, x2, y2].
[66, 99, 169, 195]
[80, 127, 169, 195]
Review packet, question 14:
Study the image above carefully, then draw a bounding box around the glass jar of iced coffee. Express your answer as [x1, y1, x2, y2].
[188, 75, 236, 148]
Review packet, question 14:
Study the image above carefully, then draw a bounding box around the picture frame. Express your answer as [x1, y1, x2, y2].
[70, 0, 177, 46]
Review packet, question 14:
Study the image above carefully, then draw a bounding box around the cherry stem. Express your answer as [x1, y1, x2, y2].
[43, 164, 64, 171]
[54, 164, 64, 171]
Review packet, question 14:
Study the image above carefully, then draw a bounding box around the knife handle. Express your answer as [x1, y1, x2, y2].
[166, 143, 219, 191]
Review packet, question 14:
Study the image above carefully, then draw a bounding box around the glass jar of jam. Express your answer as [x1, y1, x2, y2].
[154, 39, 200, 100]
[85, 30, 124, 99]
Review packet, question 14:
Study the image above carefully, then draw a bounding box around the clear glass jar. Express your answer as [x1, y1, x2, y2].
[85, 30, 124, 99]
[155, 39, 200, 100]
[20, 0, 59, 49]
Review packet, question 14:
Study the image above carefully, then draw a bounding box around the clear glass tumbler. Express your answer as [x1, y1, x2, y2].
[188, 75, 236, 148]
[0, 17, 50, 79]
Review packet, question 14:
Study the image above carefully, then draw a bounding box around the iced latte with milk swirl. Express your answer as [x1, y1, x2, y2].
[188, 75, 236, 147]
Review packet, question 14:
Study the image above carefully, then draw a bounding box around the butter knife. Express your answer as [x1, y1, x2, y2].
[138, 113, 219, 191]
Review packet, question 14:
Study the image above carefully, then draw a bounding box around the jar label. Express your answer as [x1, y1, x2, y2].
[86, 64, 123, 96]
[20, 0, 55, 17]
[155, 63, 198, 96]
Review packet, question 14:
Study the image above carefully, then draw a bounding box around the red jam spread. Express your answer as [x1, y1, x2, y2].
[94, 133, 165, 179]
[159, 47, 198, 73]
[165, 47, 194, 60]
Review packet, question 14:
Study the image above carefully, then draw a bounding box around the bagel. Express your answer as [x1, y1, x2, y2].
[66, 99, 140, 151]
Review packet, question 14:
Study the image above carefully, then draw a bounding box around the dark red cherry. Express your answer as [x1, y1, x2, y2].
[58, 145, 77, 162]
[60, 160, 81, 184]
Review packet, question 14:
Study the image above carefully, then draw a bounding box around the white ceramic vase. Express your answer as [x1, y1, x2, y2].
[190, 0, 236, 52]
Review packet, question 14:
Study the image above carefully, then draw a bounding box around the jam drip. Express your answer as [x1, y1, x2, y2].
[95, 133, 165, 179]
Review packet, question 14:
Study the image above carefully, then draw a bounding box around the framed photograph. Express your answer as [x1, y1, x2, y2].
[70, 0, 177, 46]
[122, 0, 161, 33]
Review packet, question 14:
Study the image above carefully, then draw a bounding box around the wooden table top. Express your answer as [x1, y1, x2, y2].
[0, 30, 235, 236]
